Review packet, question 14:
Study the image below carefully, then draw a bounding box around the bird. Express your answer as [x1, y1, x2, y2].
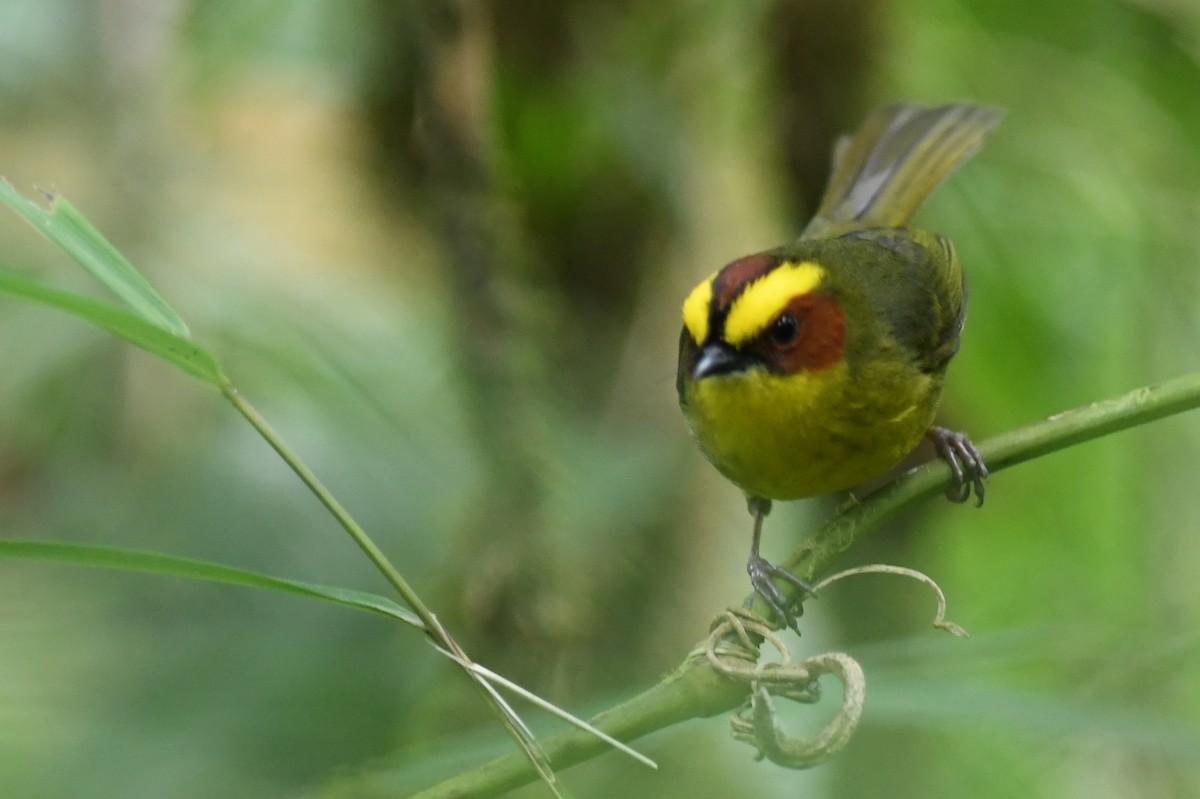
[676, 102, 1002, 631]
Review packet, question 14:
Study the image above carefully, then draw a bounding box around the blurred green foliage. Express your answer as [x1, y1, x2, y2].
[1, 0, 1199, 797]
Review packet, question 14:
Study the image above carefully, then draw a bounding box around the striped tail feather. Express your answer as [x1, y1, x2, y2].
[802, 103, 1003, 239]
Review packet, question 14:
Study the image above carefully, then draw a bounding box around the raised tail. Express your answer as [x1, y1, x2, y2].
[802, 103, 1003, 239]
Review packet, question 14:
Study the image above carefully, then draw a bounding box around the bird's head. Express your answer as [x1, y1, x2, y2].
[678, 251, 848, 390]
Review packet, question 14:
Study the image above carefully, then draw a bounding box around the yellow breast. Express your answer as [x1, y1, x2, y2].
[683, 359, 940, 500]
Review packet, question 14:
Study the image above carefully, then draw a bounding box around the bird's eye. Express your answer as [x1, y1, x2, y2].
[767, 311, 800, 346]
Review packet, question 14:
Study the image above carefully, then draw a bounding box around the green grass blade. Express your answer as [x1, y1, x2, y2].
[0, 539, 423, 628]
[0, 179, 189, 337]
[0, 267, 227, 386]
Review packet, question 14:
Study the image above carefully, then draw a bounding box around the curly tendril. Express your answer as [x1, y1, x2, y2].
[702, 564, 965, 767]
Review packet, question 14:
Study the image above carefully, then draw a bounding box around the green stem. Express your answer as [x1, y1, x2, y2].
[410, 369, 1200, 799]
[223, 385, 561, 787]
[782, 369, 1200, 581]
[221, 384, 441, 635]
[225, 383, 571, 787]
[410, 659, 745, 799]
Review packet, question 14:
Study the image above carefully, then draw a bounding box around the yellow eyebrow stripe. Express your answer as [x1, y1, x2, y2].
[723, 260, 825, 346]
[682, 271, 717, 344]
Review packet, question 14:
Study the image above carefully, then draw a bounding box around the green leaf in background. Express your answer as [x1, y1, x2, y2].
[0, 179, 190, 338]
[0, 539, 423, 628]
[0, 268, 227, 386]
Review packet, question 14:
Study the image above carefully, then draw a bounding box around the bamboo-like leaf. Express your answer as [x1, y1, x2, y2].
[0, 182, 570, 793]
[0, 268, 227, 386]
[0, 539, 423, 628]
[0, 179, 189, 337]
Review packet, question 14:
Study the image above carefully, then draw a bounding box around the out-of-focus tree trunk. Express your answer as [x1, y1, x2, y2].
[767, 0, 883, 220]
[355, 0, 681, 704]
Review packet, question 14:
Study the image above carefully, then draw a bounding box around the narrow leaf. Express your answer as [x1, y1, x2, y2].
[0, 179, 189, 337]
[459, 657, 658, 769]
[0, 268, 226, 386]
[0, 539, 423, 628]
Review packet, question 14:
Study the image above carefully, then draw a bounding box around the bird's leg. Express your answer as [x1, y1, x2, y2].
[745, 497, 816, 633]
[926, 426, 988, 507]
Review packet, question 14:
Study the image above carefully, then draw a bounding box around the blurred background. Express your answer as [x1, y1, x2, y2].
[1, 0, 1199, 797]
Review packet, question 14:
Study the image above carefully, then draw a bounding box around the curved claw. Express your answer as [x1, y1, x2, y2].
[927, 426, 989, 507]
[747, 554, 816, 633]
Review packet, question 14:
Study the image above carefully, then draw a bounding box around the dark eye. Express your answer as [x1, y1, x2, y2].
[767, 311, 800, 346]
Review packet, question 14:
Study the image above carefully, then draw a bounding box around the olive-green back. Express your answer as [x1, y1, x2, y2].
[798, 103, 1001, 374]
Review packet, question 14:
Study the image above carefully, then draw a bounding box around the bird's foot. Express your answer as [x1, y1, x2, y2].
[747, 553, 816, 633]
[927, 426, 988, 506]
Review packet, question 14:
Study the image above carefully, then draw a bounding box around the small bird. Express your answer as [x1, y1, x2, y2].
[677, 102, 1001, 630]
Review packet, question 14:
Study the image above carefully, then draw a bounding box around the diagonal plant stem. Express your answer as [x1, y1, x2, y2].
[222, 384, 439, 634]
[0, 182, 650, 790]
[221, 384, 562, 787]
[776, 369, 1200, 588]
[407, 369, 1200, 799]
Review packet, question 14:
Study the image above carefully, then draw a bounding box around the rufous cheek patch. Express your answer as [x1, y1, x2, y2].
[770, 293, 846, 372]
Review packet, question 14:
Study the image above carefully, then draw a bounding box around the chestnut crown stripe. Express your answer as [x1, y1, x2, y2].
[712, 252, 778, 308]
[722, 260, 826, 347]
[682, 254, 827, 348]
